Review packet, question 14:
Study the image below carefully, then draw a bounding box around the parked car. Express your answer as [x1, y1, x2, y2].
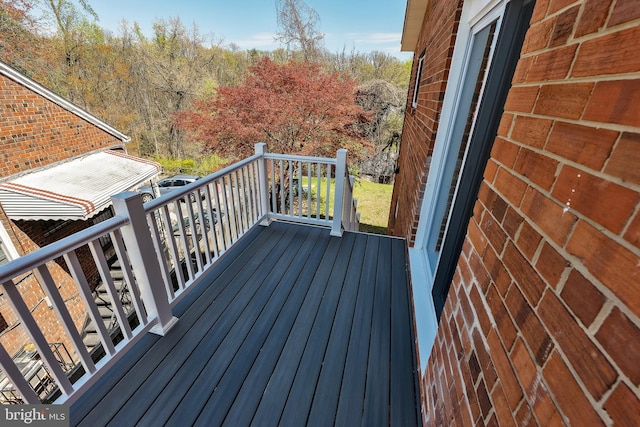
[138, 174, 201, 203]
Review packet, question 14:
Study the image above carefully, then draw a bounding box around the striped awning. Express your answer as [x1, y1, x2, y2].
[0, 150, 161, 220]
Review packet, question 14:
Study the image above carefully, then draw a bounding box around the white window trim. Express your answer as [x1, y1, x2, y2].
[0, 220, 20, 261]
[411, 54, 425, 109]
[409, 0, 509, 370]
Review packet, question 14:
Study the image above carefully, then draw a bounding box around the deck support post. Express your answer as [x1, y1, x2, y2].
[331, 149, 347, 237]
[255, 143, 272, 226]
[112, 192, 178, 335]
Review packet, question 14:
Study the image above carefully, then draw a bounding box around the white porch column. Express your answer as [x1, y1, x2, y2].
[331, 149, 347, 237]
[255, 143, 271, 226]
[111, 192, 178, 335]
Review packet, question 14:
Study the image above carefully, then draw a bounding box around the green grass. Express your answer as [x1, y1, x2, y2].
[352, 179, 393, 234]
[300, 177, 393, 235]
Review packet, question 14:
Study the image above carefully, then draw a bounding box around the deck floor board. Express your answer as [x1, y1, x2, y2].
[71, 221, 420, 427]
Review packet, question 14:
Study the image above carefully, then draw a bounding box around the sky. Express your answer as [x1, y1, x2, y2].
[86, 0, 413, 60]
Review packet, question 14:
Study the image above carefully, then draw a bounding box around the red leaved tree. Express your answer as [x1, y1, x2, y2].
[175, 57, 372, 161]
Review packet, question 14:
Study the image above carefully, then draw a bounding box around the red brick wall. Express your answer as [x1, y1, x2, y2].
[412, 1, 640, 425]
[0, 73, 122, 178]
[388, 0, 464, 244]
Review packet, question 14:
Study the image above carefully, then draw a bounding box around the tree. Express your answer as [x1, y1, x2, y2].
[355, 80, 405, 183]
[275, 0, 324, 62]
[0, 0, 51, 78]
[175, 57, 372, 162]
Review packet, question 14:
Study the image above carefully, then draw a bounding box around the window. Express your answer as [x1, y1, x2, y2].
[0, 223, 18, 266]
[409, 0, 535, 364]
[0, 244, 8, 266]
[0, 312, 8, 333]
[431, 0, 535, 318]
[411, 54, 425, 108]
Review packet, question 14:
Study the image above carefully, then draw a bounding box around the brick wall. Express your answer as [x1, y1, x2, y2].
[416, 1, 640, 425]
[0, 73, 121, 178]
[388, 0, 463, 244]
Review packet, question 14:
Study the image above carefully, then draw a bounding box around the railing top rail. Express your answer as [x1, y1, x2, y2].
[143, 153, 262, 212]
[0, 215, 128, 284]
[264, 152, 336, 164]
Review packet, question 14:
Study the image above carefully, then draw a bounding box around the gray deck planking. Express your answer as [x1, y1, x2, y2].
[71, 221, 419, 426]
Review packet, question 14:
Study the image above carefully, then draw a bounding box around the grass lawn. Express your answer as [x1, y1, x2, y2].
[352, 179, 393, 234]
[301, 177, 393, 235]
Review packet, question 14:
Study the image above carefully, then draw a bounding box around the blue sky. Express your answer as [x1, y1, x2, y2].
[87, 0, 412, 59]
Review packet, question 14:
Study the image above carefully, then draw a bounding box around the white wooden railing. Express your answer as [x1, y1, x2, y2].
[0, 144, 358, 405]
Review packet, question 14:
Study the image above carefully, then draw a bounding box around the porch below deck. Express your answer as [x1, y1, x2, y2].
[70, 221, 420, 426]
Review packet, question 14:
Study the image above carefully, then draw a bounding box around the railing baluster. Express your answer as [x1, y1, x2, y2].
[110, 229, 147, 325]
[63, 251, 116, 356]
[173, 200, 195, 282]
[227, 174, 239, 242]
[288, 161, 293, 215]
[297, 161, 303, 217]
[2, 278, 74, 397]
[88, 240, 132, 340]
[307, 161, 312, 218]
[326, 164, 332, 220]
[184, 196, 203, 274]
[199, 185, 214, 265]
[240, 168, 248, 232]
[238, 168, 248, 232]
[160, 205, 184, 293]
[248, 163, 257, 225]
[316, 162, 322, 219]
[34, 265, 95, 375]
[279, 160, 285, 214]
[247, 163, 256, 224]
[211, 180, 225, 254]
[269, 159, 276, 214]
[217, 178, 232, 251]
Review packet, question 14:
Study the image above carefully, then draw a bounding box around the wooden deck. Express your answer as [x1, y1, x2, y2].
[70, 221, 420, 426]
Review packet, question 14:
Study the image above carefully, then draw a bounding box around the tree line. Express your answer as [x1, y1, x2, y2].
[0, 0, 410, 182]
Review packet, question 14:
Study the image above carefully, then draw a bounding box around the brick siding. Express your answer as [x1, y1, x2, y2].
[396, 0, 640, 425]
[0, 73, 121, 178]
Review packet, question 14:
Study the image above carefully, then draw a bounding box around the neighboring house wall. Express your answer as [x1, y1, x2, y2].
[0, 72, 122, 177]
[0, 68, 126, 357]
[395, 0, 640, 425]
[388, 0, 464, 244]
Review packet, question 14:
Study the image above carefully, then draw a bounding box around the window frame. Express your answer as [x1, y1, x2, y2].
[411, 53, 425, 109]
[408, 0, 535, 368]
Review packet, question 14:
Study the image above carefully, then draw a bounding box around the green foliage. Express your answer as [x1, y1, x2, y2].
[154, 154, 227, 176]
[4, 1, 408, 184]
[352, 179, 393, 234]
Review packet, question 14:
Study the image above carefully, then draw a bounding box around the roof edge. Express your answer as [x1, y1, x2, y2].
[401, 0, 430, 52]
[0, 60, 131, 143]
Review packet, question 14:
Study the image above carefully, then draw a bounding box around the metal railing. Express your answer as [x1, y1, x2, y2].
[0, 144, 358, 405]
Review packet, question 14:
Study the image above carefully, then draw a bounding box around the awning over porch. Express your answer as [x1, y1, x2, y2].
[0, 150, 161, 221]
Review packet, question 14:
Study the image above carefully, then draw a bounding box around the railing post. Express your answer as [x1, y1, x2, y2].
[331, 149, 347, 237]
[111, 192, 178, 335]
[255, 143, 271, 226]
